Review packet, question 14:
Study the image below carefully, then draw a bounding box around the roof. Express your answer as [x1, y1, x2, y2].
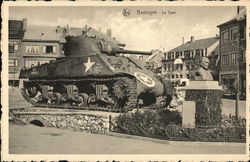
[67, 26, 125, 47]
[145, 50, 164, 65]
[9, 20, 23, 30]
[23, 25, 65, 43]
[217, 8, 246, 27]
[168, 37, 219, 53]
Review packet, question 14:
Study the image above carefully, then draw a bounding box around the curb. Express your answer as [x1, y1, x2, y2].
[106, 132, 170, 145]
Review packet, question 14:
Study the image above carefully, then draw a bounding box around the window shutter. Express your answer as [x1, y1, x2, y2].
[53, 46, 56, 53]
[14, 44, 18, 51]
[15, 60, 19, 67]
[43, 46, 46, 53]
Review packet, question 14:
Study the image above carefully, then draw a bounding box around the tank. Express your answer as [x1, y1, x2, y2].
[19, 33, 172, 112]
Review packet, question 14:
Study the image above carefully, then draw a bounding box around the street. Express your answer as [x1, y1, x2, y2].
[9, 122, 246, 154]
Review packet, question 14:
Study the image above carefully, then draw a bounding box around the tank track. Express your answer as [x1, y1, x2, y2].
[21, 76, 138, 113]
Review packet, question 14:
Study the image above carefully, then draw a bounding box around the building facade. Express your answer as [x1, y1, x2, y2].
[8, 19, 66, 86]
[21, 25, 66, 70]
[8, 19, 26, 86]
[162, 36, 219, 81]
[217, 8, 246, 98]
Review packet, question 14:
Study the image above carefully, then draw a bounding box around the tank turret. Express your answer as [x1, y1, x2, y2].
[64, 35, 152, 57]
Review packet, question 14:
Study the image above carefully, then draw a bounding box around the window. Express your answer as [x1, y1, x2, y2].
[240, 50, 246, 62]
[9, 44, 14, 53]
[9, 41, 19, 53]
[163, 64, 167, 71]
[195, 49, 200, 57]
[180, 74, 183, 78]
[171, 53, 175, 59]
[9, 59, 19, 67]
[168, 64, 171, 71]
[26, 45, 39, 54]
[180, 64, 183, 70]
[24, 60, 50, 68]
[221, 54, 229, 66]
[222, 31, 229, 44]
[190, 50, 194, 58]
[43, 46, 56, 54]
[201, 49, 204, 57]
[172, 75, 175, 79]
[186, 62, 190, 70]
[239, 26, 246, 40]
[176, 52, 180, 58]
[167, 53, 171, 60]
[184, 51, 191, 59]
[230, 52, 236, 65]
[230, 28, 238, 41]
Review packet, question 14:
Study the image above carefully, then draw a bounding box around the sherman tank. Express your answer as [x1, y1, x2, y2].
[19, 32, 172, 112]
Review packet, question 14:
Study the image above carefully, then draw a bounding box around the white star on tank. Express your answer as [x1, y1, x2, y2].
[83, 57, 95, 72]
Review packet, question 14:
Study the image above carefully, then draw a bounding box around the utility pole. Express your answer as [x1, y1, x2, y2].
[235, 77, 239, 120]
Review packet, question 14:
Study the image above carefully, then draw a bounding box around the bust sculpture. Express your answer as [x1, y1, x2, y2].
[194, 57, 213, 81]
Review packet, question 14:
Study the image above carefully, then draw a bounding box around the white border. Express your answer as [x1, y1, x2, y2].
[1, 1, 250, 161]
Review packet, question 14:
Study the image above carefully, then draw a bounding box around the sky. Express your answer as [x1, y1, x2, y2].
[9, 6, 237, 51]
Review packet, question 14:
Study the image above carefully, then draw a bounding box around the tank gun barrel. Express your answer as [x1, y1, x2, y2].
[115, 49, 152, 55]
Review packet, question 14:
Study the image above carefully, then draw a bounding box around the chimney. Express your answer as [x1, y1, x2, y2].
[190, 36, 195, 42]
[182, 37, 185, 45]
[41, 33, 44, 40]
[237, 6, 244, 14]
[22, 18, 27, 31]
[65, 24, 70, 36]
[107, 28, 112, 37]
[56, 25, 61, 33]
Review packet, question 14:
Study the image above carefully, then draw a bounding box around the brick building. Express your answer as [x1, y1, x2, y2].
[162, 36, 219, 81]
[217, 7, 246, 98]
[8, 19, 26, 86]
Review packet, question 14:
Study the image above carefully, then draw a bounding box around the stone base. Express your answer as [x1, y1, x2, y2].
[185, 81, 224, 127]
[186, 80, 223, 90]
[10, 107, 121, 134]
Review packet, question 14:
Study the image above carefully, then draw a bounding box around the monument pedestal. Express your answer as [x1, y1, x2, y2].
[184, 81, 224, 127]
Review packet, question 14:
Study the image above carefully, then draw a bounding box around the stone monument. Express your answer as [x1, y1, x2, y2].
[184, 57, 224, 127]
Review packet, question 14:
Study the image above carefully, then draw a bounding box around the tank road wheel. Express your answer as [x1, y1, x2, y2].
[50, 92, 62, 105]
[22, 86, 43, 104]
[113, 80, 128, 100]
[112, 79, 134, 112]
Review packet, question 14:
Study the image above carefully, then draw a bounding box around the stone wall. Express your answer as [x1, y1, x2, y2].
[10, 108, 120, 134]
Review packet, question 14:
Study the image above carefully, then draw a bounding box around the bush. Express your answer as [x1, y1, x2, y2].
[116, 109, 164, 136]
[115, 109, 246, 142]
[158, 109, 182, 125]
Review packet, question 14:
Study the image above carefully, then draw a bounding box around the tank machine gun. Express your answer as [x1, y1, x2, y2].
[20, 32, 172, 112]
